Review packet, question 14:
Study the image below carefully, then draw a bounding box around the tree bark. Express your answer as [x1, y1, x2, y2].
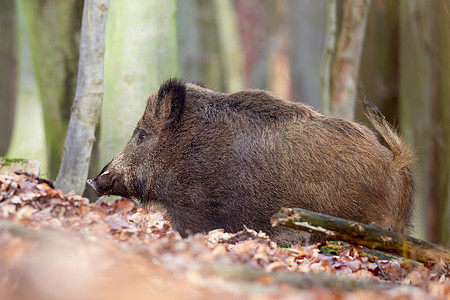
[177, 0, 223, 91]
[0, 157, 40, 176]
[272, 207, 450, 265]
[399, 0, 433, 241]
[177, 0, 202, 84]
[212, 0, 244, 93]
[434, 0, 450, 248]
[330, 0, 371, 120]
[356, 1, 399, 126]
[99, 0, 178, 172]
[288, 0, 326, 109]
[6, 4, 48, 173]
[0, 0, 16, 156]
[18, 0, 81, 178]
[55, 0, 110, 195]
[320, 0, 337, 115]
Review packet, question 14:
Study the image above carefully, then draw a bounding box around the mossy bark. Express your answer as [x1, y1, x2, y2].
[0, 157, 40, 175]
[0, 0, 16, 156]
[99, 0, 178, 169]
[212, 0, 244, 92]
[272, 207, 450, 264]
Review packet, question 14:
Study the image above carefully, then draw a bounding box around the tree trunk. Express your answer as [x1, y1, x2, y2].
[0, 0, 16, 156]
[55, 0, 110, 195]
[99, 0, 178, 168]
[330, 0, 371, 120]
[6, 2, 47, 174]
[434, 0, 450, 248]
[288, 0, 326, 109]
[18, 0, 81, 179]
[356, 0, 399, 126]
[212, 0, 244, 93]
[177, 0, 202, 84]
[399, 0, 433, 241]
[320, 0, 337, 115]
[234, 0, 271, 90]
[267, 1, 291, 100]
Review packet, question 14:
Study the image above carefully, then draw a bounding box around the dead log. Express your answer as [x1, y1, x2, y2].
[271, 207, 450, 265]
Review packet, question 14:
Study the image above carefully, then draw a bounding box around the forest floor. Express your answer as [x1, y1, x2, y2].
[0, 172, 448, 300]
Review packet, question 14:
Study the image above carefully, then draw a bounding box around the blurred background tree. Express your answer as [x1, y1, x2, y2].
[16, 0, 82, 178]
[2, 0, 449, 247]
[99, 0, 178, 168]
[0, 0, 16, 157]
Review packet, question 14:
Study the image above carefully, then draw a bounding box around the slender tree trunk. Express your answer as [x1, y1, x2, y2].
[6, 3, 47, 174]
[356, 0, 399, 125]
[320, 0, 337, 115]
[178, 0, 244, 93]
[234, 0, 272, 90]
[434, 0, 450, 247]
[288, 0, 326, 109]
[55, 0, 110, 195]
[177, 0, 202, 84]
[177, 0, 223, 91]
[0, 0, 16, 156]
[99, 0, 178, 167]
[330, 0, 371, 120]
[18, 0, 81, 179]
[399, 0, 433, 241]
[212, 0, 244, 92]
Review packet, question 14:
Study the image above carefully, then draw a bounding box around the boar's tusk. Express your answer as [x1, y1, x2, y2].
[100, 170, 110, 178]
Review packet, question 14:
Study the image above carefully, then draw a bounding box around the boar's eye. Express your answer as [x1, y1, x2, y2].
[136, 129, 147, 145]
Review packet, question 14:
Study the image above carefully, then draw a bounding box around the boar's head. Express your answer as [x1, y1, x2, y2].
[87, 79, 186, 202]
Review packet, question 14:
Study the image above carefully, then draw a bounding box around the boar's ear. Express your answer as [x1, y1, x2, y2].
[156, 78, 186, 129]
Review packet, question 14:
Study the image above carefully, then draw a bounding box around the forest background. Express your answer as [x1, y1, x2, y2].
[0, 0, 448, 248]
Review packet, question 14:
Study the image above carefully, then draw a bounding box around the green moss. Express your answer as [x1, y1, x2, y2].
[327, 241, 341, 246]
[0, 157, 27, 167]
[320, 245, 339, 256]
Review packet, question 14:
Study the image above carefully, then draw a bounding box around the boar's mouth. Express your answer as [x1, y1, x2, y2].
[87, 174, 131, 199]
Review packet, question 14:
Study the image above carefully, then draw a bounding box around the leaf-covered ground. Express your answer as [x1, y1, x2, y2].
[0, 172, 448, 300]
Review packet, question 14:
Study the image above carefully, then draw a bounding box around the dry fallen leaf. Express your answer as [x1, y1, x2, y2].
[0, 172, 447, 300]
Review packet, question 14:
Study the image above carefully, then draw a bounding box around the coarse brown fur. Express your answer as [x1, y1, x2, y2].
[88, 79, 414, 244]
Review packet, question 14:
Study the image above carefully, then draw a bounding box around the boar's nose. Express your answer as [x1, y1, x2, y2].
[86, 178, 102, 197]
[86, 178, 95, 189]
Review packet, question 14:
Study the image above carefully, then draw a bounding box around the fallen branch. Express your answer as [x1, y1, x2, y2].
[271, 207, 450, 265]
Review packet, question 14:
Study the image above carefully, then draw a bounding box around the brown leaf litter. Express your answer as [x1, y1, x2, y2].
[0, 172, 448, 300]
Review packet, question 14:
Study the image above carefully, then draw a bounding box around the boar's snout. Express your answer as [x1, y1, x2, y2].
[87, 168, 131, 198]
[86, 178, 103, 197]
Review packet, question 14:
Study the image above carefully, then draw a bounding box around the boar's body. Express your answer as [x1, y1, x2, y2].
[89, 79, 414, 243]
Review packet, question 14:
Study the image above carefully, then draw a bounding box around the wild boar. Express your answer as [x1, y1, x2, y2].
[87, 78, 414, 244]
